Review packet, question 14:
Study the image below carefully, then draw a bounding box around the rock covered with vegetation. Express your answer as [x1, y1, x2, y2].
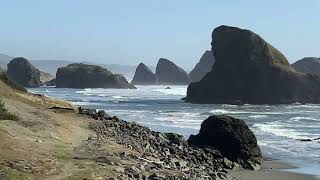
[56, 63, 135, 89]
[156, 58, 191, 85]
[189, 50, 215, 82]
[292, 57, 320, 76]
[185, 25, 320, 104]
[7, 57, 41, 87]
[131, 63, 157, 85]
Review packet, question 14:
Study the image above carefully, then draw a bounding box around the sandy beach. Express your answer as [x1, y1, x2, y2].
[229, 160, 318, 180]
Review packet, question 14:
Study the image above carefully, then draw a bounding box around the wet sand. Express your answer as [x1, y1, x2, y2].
[229, 160, 318, 180]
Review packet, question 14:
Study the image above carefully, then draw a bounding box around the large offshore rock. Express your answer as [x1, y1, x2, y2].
[189, 50, 215, 82]
[292, 57, 320, 76]
[131, 63, 156, 85]
[40, 71, 55, 85]
[155, 58, 191, 85]
[7, 57, 41, 87]
[188, 115, 262, 169]
[185, 25, 320, 104]
[56, 63, 135, 89]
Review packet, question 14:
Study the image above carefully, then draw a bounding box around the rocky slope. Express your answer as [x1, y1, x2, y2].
[156, 58, 191, 85]
[189, 50, 215, 82]
[131, 63, 157, 85]
[185, 25, 320, 104]
[7, 57, 42, 87]
[292, 57, 320, 76]
[56, 63, 135, 89]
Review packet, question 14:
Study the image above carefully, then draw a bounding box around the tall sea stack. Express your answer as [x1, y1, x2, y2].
[189, 50, 215, 82]
[156, 58, 191, 85]
[131, 63, 156, 85]
[185, 25, 320, 104]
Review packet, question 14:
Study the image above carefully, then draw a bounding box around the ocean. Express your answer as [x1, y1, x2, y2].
[29, 85, 320, 177]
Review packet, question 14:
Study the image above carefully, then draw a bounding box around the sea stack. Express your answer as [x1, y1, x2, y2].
[189, 50, 215, 82]
[156, 58, 191, 85]
[185, 25, 320, 104]
[56, 63, 135, 89]
[131, 63, 156, 85]
[7, 57, 41, 87]
[292, 57, 320, 76]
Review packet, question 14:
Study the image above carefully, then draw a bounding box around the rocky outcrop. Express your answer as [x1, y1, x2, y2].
[7, 57, 41, 87]
[185, 25, 320, 104]
[292, 57, 320, 76]
[44, 78, 56, 86]
[131, 63, 156, 85]
[156, 58, 191, 85]
[189, 50, 215, 82]
[79, 108, 257, 179]
[56, 63, 135, 89]
[40, 71, 55, 86]
[188, 115, 262, 170]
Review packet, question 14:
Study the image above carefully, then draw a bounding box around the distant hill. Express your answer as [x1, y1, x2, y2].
[292, 57, 320, 76]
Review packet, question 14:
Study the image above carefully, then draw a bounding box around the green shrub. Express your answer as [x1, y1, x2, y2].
[0, 72, 27, 93]
[0, 100, 19, 120]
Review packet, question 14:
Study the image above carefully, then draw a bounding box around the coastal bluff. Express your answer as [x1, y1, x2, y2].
[56, 63, 135, 89]
[185, 25, 320, 104]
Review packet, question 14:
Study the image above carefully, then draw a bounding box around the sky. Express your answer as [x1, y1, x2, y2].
[0, 1, 319, 70]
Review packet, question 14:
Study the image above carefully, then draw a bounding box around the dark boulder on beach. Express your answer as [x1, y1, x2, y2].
[131, 63, 156, 85]
[156, 58, 191, 85]
[188, 115, 262, 169]
[7, 57, 41, 87]
[292, 57, 320, 76]
[185, 25, 320, 104]
[56, 63, 135, 89]
[189, 50, 215, 82]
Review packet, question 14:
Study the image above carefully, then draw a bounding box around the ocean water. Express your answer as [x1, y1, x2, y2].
[29, 85, 320, 177]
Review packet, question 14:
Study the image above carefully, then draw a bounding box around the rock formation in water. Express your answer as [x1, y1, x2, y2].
[292, 57, 320, 76]
[185, 25, 320, 104]
[7, 57, 41, 87]
[56, 63, 135, 89]
[156, 58, 191, 85]
[188, 115, 262, 170]
[131, 63, 156, 85]
[40, 71, 55, 86]
[189, 50, 215, 82]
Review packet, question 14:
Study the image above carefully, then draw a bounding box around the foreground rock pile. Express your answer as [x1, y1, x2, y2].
[78, 107, 262, 179]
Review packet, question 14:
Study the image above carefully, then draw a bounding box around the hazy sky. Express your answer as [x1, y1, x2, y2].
[0, 1, 319, 70]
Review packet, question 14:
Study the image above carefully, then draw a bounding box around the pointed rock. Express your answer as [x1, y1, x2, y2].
[189, 50, 215, 82]
[131, 63, 156, 85]
[156, 58, 191, 85]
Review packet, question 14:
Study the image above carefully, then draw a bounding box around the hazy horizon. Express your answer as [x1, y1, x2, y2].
[1, 1, 319, 70]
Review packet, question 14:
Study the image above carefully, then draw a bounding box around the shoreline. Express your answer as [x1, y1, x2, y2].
[229, 159, 318, 180]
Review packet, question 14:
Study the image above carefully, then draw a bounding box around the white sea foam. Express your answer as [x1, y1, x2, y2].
[152, 86, 187, 96]
[249, 115, 268, 118]
[290, 117, 319, 122]
[253, 123, 314, 140]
